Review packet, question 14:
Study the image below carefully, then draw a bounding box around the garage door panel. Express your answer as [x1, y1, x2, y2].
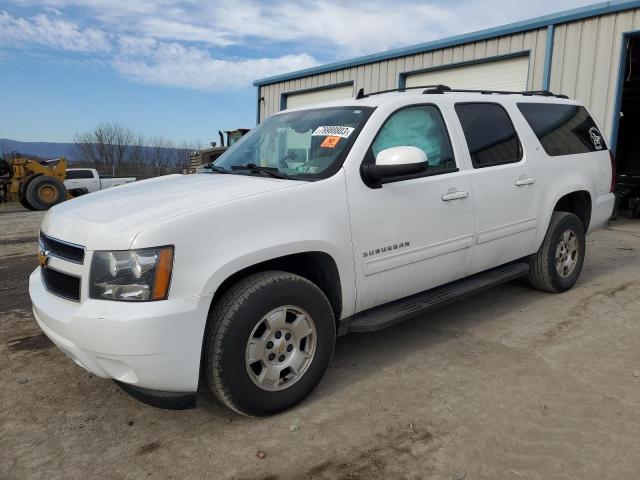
[405, 55, 530, 91]
[285, 84, 355, 109]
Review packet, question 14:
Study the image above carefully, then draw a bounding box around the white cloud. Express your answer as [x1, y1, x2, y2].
[0, 10, 110, 52]
[3, 0, 596, 53]
[205, 1, 455, 56]
[136, 17, 234, 46]
[1, 0, 597, 90]
[0, 8, 318, 90]
[113, 42, 317, 90]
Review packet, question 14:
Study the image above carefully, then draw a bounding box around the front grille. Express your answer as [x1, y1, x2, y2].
[41, 267, 81, 302]
[40, 232, 85, 264]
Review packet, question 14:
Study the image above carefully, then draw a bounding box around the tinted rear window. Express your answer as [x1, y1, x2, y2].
[517, 103, 607, 156]
[66, 170, 94, 179]
[455, 103, 522, 168]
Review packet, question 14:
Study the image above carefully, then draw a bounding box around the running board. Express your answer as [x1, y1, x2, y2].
[344, 262, 530, 334]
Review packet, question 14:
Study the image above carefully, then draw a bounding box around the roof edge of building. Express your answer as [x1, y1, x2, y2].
[253, 0, 640, 87]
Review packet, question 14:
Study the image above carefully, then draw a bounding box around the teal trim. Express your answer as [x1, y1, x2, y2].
[253, 0, 640, 87]
[397, 51, 530, 88]
[542, 25, 555, 91]
[610, 29, 640, 154]
[397, 72, 406, 90]
[280, 81, 354, 110]
[256, 86, 261, 124]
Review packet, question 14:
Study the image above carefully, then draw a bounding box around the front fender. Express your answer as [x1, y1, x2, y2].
[201, 241, 351, 316]
[131, 171, 357, 319]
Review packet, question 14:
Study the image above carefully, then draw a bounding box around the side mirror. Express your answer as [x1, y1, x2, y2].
[362, 146, 428, 185]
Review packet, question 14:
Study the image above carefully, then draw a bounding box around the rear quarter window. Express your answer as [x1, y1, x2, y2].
[65, 170, 94, 179]
[517, 103, 607, 156]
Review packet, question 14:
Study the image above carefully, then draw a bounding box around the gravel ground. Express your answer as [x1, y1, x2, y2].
[1, 207, 640, 480]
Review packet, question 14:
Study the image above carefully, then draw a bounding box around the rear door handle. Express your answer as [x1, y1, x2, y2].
[441, 190, 469, 201]
[515, 177, 536, 186]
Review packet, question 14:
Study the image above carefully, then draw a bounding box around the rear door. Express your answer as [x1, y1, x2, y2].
[453, 102, 539, 274]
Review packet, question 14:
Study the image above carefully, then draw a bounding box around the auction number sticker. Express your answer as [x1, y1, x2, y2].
[312, 126, 355, 138]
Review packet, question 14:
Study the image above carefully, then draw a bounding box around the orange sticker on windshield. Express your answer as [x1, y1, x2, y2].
[320, 136, 341, 148]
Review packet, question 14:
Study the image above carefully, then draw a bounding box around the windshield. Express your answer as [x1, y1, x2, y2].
[212, 106, 374, 180]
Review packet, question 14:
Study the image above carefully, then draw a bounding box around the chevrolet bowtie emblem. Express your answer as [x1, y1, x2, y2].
[38, 250, 50, 268]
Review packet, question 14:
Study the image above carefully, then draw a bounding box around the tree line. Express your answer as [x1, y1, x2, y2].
[74, 122, 203, 178]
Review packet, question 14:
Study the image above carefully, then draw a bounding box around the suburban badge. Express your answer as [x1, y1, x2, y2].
[363, 242, 410, 258]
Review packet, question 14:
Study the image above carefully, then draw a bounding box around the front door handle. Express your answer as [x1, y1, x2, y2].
[441, 190, 469, 201]
[515, 176, 536, 186]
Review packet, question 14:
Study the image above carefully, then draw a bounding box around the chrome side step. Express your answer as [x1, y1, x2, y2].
[343, 261, 530, 334]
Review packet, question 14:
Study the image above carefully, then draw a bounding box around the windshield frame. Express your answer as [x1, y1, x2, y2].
[212, 105, 376, 181]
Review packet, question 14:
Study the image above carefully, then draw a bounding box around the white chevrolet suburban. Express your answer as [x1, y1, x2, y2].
[29, 86, 615, 416]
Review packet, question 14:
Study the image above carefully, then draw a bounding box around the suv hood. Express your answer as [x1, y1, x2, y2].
[42, 173, 304, 249]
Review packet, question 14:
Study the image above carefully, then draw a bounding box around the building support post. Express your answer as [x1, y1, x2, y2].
[542, 24, 555, 91]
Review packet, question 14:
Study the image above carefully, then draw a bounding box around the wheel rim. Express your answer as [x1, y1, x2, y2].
[555, 229, 579, 278]
[38, 184, 57, 203]
[245, 305, 317, 392]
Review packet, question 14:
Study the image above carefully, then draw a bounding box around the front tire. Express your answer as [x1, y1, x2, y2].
[528, 211, 586, 292]
[202, 271, 336, 416]
[18, 193, 37, 211]
[25, 176, 66, 210]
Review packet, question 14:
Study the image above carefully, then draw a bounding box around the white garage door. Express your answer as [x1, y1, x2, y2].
[285, 84, 354, 109]
[405, 55, 530, 91]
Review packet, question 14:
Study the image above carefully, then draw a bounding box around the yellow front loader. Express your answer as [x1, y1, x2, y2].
[0, 152, 69, 211]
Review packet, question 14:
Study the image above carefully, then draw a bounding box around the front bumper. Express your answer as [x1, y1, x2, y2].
[29, 268, 212, 396]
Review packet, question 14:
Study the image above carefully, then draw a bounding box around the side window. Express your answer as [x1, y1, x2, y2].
[517, 103, 607, 156]
[455, 103, 522, 168]
[371, 105, 456, 173]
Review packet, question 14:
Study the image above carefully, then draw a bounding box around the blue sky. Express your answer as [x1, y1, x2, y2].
[0, 0, 595, 147]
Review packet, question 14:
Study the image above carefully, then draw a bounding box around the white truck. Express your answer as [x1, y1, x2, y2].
[64, 168, 135, 196]
[30, 87, 615, 416]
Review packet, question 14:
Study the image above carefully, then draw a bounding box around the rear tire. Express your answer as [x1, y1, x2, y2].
[202, 271, 335, 416]
[528, 212, 585, 293]
[25, 176, 66, 210]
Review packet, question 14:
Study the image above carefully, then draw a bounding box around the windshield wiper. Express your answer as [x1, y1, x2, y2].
[201, 164, 229, 174]
[230, 163, 288, 179]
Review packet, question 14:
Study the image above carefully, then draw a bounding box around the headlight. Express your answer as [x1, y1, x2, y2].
[90, 246, 174, 301]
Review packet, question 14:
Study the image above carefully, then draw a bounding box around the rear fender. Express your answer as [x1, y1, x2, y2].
[534, 185, 593, 251]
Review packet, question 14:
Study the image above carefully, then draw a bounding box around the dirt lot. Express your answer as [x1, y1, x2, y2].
[1, 206, 640, 480]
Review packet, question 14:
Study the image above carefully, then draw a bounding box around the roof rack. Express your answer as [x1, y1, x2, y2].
[355, 85, 568, 99]
[355, 85, 448, 98]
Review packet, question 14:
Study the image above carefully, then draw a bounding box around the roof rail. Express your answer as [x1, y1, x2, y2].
[355, 84, 568, 99]
[423, 86, 569, 99]
[355, 84, 451, 99]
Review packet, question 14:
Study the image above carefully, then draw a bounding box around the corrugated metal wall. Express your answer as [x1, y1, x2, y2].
[549, 9, 640, 139]
[259, 7, 640, 142]
[258, 29, 548, 121]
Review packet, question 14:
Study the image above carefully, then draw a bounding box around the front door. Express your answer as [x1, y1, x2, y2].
[346, 104, 476, 312]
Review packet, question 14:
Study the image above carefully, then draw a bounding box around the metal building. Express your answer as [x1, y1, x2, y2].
[253, 0, 640, 161]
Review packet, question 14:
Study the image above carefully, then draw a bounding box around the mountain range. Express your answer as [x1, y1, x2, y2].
[0, 139, 79, 161]
[0, 139, 196, 165]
